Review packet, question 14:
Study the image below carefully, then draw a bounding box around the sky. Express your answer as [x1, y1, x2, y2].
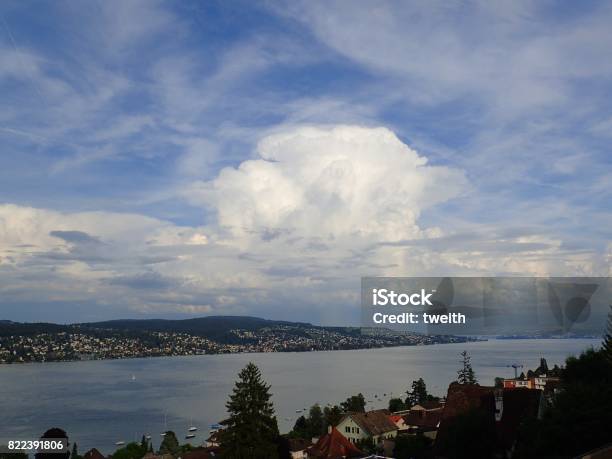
[0, 0, 611, 325]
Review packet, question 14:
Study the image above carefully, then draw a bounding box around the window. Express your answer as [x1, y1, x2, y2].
[345, 426, 350, 433]
[356, 427, 360, 434]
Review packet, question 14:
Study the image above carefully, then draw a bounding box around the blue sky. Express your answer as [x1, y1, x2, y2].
[1, 0, 611, 324]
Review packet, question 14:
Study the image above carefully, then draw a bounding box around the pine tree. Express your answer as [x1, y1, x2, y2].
[603, 304, 612, 364]
[220, 362, 279, 458]
[71, 443, 78, 459]
[308, 404, 324, 437]
[406, 378, 429, 407]
[457, 350, 477, 384]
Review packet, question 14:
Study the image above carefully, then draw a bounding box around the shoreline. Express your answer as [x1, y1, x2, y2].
[0, 336, 601, 367]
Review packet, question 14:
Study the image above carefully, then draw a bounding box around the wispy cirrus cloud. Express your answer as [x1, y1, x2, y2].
[0, 1, 610, 324]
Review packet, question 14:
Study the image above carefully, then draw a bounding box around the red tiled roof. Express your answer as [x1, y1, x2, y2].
[307, 427, 363, 459]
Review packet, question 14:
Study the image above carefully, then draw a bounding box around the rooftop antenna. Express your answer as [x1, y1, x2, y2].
[506, 364, 524, 378]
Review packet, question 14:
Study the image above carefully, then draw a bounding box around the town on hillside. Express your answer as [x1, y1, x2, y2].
[0, 319, 471, 364]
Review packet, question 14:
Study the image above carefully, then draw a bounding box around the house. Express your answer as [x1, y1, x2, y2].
[436, 383, 545, 457]
[503, 375, 560, 391]
[83, 449, 105, 459]
[179, 447, 221, 459]
[434, 382, 496, 455]
[143, 453, 174, 459]
[389, 414, 408, 432]
[205, 430, 222, 448]
[496, 388, 542, 454]
[402, 408, 442, 439]
[306, 426, 363, 459]
[288, 438, 312, 459]
[409, 400, 444, 411]
[336, 409, 398, 445]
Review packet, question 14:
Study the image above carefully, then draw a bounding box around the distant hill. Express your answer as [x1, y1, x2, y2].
[0, 316, 327, 342]
[78, 316, 318, 342]
[0, 320, 74, 337]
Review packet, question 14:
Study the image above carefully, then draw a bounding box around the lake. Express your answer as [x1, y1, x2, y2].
[0, 338, 599, 454]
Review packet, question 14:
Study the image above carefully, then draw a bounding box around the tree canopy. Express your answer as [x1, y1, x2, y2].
[388, 397, 407, 412]
[457, 350, 477, 384]
[406, 378, 429, 406]
[159, 432, 179, 456]
[112, 442, 147, 459]
[513, 347, 612, 458]
[219, 362, 280, 458]
[340, 393, 366, 412]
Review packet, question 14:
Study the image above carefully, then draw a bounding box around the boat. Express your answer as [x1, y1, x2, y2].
[115, 441, 125, 446]
[185, 434, 196, 439]
[145, 435, 152, 440]
[295, 409, 302, 413]
[188, 426, 198, 432]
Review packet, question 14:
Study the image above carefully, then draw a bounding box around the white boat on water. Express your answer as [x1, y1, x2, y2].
[185, 434, 196, 439]
[188, 426, 197, 432]
[115, 441, 125, 446]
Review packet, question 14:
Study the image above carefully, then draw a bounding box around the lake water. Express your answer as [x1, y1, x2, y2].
[0, 339, 599, 454]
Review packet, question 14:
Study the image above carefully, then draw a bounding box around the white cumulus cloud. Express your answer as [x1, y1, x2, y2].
[193, 125, 468, 244]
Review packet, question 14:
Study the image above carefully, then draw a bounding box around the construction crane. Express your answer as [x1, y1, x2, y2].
[507, 363, 524, 378]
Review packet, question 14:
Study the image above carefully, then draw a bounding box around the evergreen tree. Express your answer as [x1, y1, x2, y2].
[513, 347, 612, 458]
[406, 378, 429, 407]
[290, 416, 309, 438]
[538, 357, 549, 375]
[219, 362, 279, 458]
[340, 393, 366, 412]
[388, 397, 407, 412]
[308, 404, 324, 437]
[457, 350, 477, 384]
[70, 443, 78, 459]
[140, 435, 147, 450]
[603, 304, 612, 364]
[159, 432, 179, 456]
[323, 405, 343, 429]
